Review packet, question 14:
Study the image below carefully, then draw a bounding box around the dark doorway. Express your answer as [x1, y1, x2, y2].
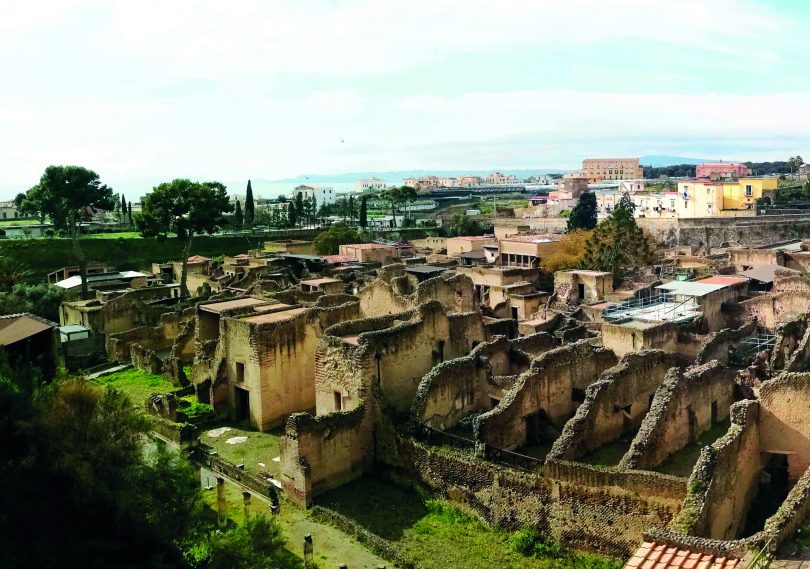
[742, 453, 790, 537]
[525, 410, 552, 444]
[235, 387, 250, 422]
[577, 283, 586, 300]
[711, 400, 718, 425]
[511, 306, 519, 320]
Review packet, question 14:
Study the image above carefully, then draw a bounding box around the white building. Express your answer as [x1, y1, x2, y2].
[355, 178, 387, 192]
[291, 184, 337, 206]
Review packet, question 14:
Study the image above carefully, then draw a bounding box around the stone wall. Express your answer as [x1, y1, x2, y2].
[358, 270, 477, 318]
[739, 291, 810, 331]
[620, 362, 734, 471]
[759, 373, 810, 481]
[475, 341, 618, 450]
[384, 437, 686, 557]
[637, 215, 810, 249]
[602, 321, 679, 357]
[279, 404, 374, 506]
[694, 318, 757, 365]
[670, 400, 763, 540]
[412, 353, 491, 430]
[547, 350, 680, 461]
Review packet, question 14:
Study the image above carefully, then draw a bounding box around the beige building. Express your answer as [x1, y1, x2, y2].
[445, 235, 497, 257]
[573, 158, 643, 183]
[498, 234, 565, 268]
[339, 243, 400, 264]
[264, 240, 315, 255]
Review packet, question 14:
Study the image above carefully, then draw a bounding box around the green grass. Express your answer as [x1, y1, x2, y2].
[203, 423, 283, 477]
[0, 218, 43, 226]
[477, 198, 530, 215]
[179, 396, 213, 420]
[93, 368, 178, 405]
[579, 433, 636, 467]
[82, 231, 143, 239]
[655, 420, 731, 477]
[200, 473, 387, 568]
[316, 476, 623, 569]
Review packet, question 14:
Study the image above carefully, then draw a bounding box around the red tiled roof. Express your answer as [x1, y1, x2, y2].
[624, 542, 740, 569]
[342, 243, 392, 250]
[447, 235, 496, 242]
[322, 254, 356, 264]
[696, 275, 748, 286]
[501, 233, 565, 243]
[188, 255, 211, 263]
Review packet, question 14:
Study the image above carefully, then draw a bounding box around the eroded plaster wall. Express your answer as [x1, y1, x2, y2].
[548, 350, 680, 461]
[620, 361, 734, 471]
[475, 341, 618, 450]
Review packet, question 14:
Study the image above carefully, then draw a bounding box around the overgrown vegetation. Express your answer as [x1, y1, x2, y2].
[582, 193, 654, 278]
[312, 222, 369, 254]
[0, 356, 296, 569]
[94, 368, 178, 405]
[540, 229, 590, 273]
[316, 475, 623, 569]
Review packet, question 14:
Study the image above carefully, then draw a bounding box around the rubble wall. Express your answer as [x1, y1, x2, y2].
[475, 341, 618, 450]
[547, 350, 680, 461]
[620, 362, 734, 471]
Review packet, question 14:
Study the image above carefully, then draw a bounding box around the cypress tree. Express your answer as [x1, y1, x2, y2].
[245, 180, 255, 226]
[567, 191, 598, 231]
[127, 201, 132, 226]
[359, 196, 368, 228]
[287, 201, 298, 228]
[120, 193, 127, 218]
[234, 199, 243, 228]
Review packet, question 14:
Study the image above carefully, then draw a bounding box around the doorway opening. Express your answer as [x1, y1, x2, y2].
[235, 386, 250, 422]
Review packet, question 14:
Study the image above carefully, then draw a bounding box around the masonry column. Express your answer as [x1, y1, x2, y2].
[242, 491, 252, 520]
[216, 477, 227, 526]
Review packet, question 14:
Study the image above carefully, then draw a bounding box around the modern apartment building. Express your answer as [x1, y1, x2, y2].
[355, 177, 387, 192]
[291, 184, 337, 205]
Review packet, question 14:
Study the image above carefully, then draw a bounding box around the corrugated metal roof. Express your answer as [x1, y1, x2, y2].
[656, 281, 728, 297]
[740, 264, 800, 283]
[0, 314, 55, 346]
[624, 542, 740, 569]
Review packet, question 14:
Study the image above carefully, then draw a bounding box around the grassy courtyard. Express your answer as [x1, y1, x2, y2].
[93, 368, 178, 405]
[202, 423, 283, 478]
[316, 476, 623, 569]
[200, 473, 388, 569]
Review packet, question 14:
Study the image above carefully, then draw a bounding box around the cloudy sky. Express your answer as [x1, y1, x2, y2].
[2, 0, 809, 196]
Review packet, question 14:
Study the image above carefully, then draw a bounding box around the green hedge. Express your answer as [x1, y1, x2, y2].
[0, 235, 262, 276]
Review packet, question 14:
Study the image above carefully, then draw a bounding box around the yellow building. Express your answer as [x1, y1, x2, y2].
[676, 177, 777, 218]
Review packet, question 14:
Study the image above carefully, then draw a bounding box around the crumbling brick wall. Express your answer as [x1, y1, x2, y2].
[669, 400, 762, 540]
[475, 341, 618, 450]
[384, 437, 685, 557]
[547, 350, 680, 461]
[620, 361, 734, 472]
[739, 291, 810, 331]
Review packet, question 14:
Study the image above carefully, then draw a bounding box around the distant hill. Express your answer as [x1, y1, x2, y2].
[639, 155, 714, 167]
[273, 169, 569, 184]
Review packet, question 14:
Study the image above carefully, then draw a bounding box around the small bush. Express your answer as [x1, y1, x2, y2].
[509, 528, 566, 560]
[424, 499, 474, 524]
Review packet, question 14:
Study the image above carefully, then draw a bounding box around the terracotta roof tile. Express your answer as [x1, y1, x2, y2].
[624, 542, 740, 569]
[322, 254, 356, 264]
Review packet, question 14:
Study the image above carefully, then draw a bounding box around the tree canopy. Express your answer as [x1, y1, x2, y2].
[581, 193, 654, 278]
[137, 179, 232, 295]
[15, 165, 114, 298]
[540, 230, 591, 273]
[313, 222, 368, 255]
[567, 191, 597, 231]
[0, 360, 294, 569]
